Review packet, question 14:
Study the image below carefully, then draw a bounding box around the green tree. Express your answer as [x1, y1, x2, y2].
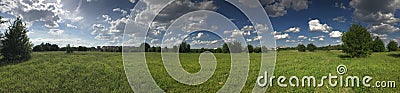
[66, 44, 73, 54]
[371, 37, 385, 52]
[254, 47, 262, 53]
[179, 42, 190, 53]
[247, 45, 254, 53]
[222, 43, 229, 53]
[0, 18, 33, 62]
[342, 24, 373, 58]
[228, 41, 243, 53]
[297, 44, 306, 52]
[140, 43, 150, 52]
[307, 43, 317, 52]
[387, 40, 398, 52]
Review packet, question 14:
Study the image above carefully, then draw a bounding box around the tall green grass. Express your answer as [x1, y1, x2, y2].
[0, 51, 399, 92]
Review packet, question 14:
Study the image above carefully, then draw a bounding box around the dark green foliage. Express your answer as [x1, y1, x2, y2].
[33, 43, 60, 52]
[307, 43, 317, 52]
[0, 18, 33, 62]
[297, 44, 306, 52]
[387, 40, 398, 52]
[179, 42, 190, 53]
[222, 43, 229, 53]
[228, 41, 243, 53]
[247, 45, 253, 53]
[66, 44, 73, 54]
[254, 47, 262, 53]
[342, 24, 373, 58]
[371, 37, 385, 52]
[140, 43, 150, 52]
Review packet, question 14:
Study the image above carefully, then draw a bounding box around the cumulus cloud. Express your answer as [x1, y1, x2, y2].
[332, 16, 346, 23]
[0, 0, 66, 28]
[298, 35, 307, 39]
[260, 0, 310, 17]
[308, 19, 332, 33]
[350, 0, 400, 33]
[368, 23, 400, 33]
[284, 27, 300, 33]
[329, 31, 343, 38]
[274, 33, 289, 39]
[48, 29, 64, 36]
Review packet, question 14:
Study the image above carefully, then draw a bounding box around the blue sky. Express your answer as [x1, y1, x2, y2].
[0, 0, 399, 48]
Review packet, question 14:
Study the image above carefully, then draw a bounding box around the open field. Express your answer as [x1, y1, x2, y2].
[0, 51, 399, 92]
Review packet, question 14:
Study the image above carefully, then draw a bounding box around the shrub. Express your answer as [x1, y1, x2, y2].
[342, 24, 372, 58]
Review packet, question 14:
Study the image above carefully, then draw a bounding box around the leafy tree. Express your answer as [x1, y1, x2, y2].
[140, 43, 150, 52]
[307, 43, 317, 52]
[247, 45, 254, 53]
[387, 40, 398, 52]
[66, 44, 73, 54]
[342, 24, 372, 58]
[297, 44, 306, 52]
[214, 48, 222, 53]
[228, 41, 243, 53]
[371, 37, 385, 52]
[254, 47, 262, 53]
[179, 42, 190, 53]
[222, 43, 229, 53]
[0, 18, 33, 62]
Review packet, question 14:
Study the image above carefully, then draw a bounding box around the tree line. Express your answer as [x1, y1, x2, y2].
[139, 41, 269, 53]
[32, 43, 123, 52]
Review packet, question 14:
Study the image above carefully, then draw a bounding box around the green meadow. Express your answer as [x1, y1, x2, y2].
[0, 51, 399, 92]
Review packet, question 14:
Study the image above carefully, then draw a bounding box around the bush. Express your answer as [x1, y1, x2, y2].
[247, 45, 253, 53]
[342, 24, 372, 58]
[387, 40, 398, 52]
[307, 43, 317, 52]
[371, 37, 385, 52]
[297, 44, 306, 52]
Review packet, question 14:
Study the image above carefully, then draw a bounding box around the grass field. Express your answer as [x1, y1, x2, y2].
[0, 51, 399, 92]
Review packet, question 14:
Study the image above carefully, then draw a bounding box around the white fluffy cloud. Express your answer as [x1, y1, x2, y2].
[350, 0, 400, 33]
[284, 27, 300, 33]
[332, 16, 346, 23]
[48, 29, 64, 36]
[260, 0, 310, 17]
[0, 0, 67, 28]
[298, 35, 307, 39]
[329, 31, 343, 38]
[274, 33, 289, 39]
[368, 23, 400, 33]
[308, 19, 332, 33]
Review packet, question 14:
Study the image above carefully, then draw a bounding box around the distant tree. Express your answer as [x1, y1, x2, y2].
[297, 44, 306, 52]
[387, 40, 398, 52]
[229, 41, 243, 53]
[254, 47, 262, 53]
[247, 45, 254, 53]
[342, 24, 372, 58]
[140, 43, 150, 52]
[156, 46, 161, 52]
[66, 44, 73, 53]
[371, 37, 385, 52]
[179, 42, 190, 53]
[307, 43, 317, 52]
[0, 18, 33, 62]
[215, 48, 222, 53]
[222, 43, 229, 53]
[172, 46, 178, 52]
